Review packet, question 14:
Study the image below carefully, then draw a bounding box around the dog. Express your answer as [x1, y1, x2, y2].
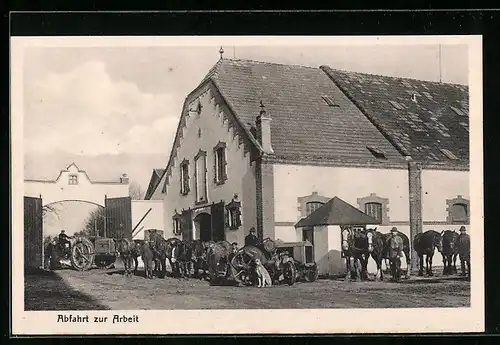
[254, 258, 272, 287]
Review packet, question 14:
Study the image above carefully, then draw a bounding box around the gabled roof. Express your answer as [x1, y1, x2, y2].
[153, 168, 165, 178]
[295, 196, 380, 228]
[144, 168, 166, 200]
[210, 59, 405, 163]
[320, 66, 469, 166]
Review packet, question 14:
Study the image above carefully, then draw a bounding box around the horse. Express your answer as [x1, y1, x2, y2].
[115, 239, 136, 277]
[441, 230, 460, 275]
[381, 231, 411, 278]
[365, 228, 387, 281]
[207, 240, 233, 284]
[341, 227, 370, 281]
[149, 235, 179, 278]
[176, 240, 196, 278]
[413, 230, 443, 277]
[457, 232, 470, 278]
[387, 233, 405, 282]
[140, 241, 154, 279]
[191, 240, 212, 279]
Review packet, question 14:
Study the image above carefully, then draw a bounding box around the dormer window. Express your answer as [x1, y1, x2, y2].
[367, 146, 387, 159]
[322, 95, 339, 107]
[68, 174, 78, 185]
[440, 148, 459, 160]
[389, 100, 405, 110]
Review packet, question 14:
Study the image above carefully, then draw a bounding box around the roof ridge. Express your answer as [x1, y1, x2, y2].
[321, 65, 468, 88]
[222, 57, 320, 70]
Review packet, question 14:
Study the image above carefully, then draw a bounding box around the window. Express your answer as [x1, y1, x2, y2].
[306, 201, 325, 216]
[446, 196, 469, 224]
[194, 150, 208, 204]
[68, 174, 78, 185]
[365, 202, 383, 223]
[213, 142, 227, 185]
[357, 193, 390, 225]
[367, 146, 387, 159]
[226, 198, 242, 230]
[172, 210, 182, 236]
[322, 95, 339, 107]
[180, 159, 190, 195]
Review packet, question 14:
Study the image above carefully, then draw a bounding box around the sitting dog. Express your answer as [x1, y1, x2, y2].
[254, 258, 272, 287]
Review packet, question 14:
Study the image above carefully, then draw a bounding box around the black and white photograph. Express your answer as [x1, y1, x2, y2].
[11, 35, 484, 334]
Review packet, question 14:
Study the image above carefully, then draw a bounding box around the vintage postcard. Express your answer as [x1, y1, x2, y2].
[11, 35, 484, 335]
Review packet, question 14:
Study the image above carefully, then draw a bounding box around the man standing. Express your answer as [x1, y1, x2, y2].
[58, 230, 72, 254]
[244, 227, 259, 247]
[458, 226, 470, 277]
[389, 227, 404, 282]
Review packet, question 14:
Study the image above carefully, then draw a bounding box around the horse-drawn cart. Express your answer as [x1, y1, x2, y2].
[54, 235, 120, 271]
[274, 240, 319, 283]
[228, 238, 297, 286]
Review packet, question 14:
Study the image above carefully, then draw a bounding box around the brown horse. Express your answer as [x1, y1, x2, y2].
[441, 230, 460, 275]
[140, 241, 154, 279]
[365, 228, 387, 281]
[341, 227, 370, 281]
[149, 235, 179, 278]
[207, 240, 233, 284]
[413, 230, 443, 276]
[115, 239, 135, 277]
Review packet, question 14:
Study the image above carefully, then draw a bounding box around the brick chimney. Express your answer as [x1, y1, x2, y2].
[120, 173, 129, 184]
[256, 101, 274, 155]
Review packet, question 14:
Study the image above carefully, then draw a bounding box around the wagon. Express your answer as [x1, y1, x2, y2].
[274, 240, 319, 282]
[229, 238, 297, 286]
[60, 235, 119, 271]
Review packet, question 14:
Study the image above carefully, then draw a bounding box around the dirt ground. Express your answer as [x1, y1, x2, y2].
[25, 264, 470, 310]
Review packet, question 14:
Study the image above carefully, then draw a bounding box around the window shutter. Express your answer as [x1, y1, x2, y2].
[181, 209, 193, 241]
[211, 202, 226, 241]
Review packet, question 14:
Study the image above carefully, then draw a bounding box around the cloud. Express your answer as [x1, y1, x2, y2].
[24, 60, 183, 155]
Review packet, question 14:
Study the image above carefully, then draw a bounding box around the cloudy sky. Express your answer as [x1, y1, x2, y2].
[22, 41, 468, 188]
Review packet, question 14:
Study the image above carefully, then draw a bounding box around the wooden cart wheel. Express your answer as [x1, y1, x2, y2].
[70, 238, 95, 271]
[230, 251, 254, 285]
[282, 261, 297, 286]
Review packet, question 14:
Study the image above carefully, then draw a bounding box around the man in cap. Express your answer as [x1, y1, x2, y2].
[58, 229, 72, 255]
[244, 227, 259, 247]
[458, 226, 470, 277]
[389, 227, 404, 281]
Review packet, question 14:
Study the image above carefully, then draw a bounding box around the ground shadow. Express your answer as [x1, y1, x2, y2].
[24, 268, 110, 310]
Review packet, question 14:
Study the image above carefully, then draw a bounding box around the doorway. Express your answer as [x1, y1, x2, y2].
[302, 227, 314, 262]
[194, 212, 212, 241]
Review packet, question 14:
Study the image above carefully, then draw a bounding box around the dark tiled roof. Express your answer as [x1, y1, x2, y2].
[320, 66, 469, 165]
[295, 196, 380, 227]
[211, 59, 405, 163]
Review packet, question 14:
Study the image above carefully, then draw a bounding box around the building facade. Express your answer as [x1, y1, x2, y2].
[24, 163, 130, 206]
[149, 58, 469, 275]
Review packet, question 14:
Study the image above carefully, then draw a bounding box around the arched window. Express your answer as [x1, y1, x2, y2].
[357, 193, 390, 225]
[306, 201, 325, 216]
[364, 202, 383, 223]
[172, 210, 182, 236]
[450, 203, 468, 223]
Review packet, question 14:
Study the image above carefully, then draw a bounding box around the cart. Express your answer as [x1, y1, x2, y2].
[229, 238, 297, 286]
[274, 240, 319, 282]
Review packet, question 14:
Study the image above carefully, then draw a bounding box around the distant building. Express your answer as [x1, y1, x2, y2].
[144, 168, 165, 200]
[24, 162, 129, 206]
[148, 58, 469, 276]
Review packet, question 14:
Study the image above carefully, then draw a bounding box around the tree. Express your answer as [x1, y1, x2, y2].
[79, 207, 106, 237]
[42, 204, 60, 220]
[129, 180, 144, 200]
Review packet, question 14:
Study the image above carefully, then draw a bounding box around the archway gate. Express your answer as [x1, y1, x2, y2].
[23, 195, 132, 270]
